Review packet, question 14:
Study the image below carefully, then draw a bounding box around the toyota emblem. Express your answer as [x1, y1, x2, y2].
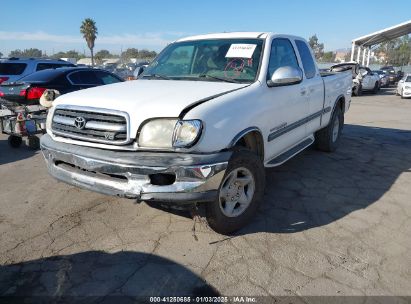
[74, 116, 86, 129]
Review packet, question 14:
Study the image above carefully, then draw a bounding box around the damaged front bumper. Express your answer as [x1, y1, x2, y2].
[40, 134, 231, 204]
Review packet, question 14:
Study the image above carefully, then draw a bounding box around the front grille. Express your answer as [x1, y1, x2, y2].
[51, 107, 129, 145]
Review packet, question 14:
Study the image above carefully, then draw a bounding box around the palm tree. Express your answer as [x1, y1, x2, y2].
[80, 18, 98, 67]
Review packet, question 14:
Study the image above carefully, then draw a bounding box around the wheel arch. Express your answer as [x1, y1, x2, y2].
[228, 127, 264, 161]
[332, 94, 346, 114]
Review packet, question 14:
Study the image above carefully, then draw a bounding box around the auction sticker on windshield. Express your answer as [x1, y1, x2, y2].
[225, 44, 257, 58]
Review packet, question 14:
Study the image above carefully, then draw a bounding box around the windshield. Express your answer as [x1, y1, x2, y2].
[142, 39, 264, 83]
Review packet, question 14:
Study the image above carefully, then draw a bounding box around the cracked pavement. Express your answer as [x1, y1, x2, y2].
[0, 88, 410, 302]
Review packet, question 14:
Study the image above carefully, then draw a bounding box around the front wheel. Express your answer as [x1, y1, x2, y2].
[206, 149, 265, 234]
[315, 105, 344, 152]
[26, 135, 40, 150]
[8, 135, 22, 148]
[353, 84, 362, 96]
[372, 82, 379, 94]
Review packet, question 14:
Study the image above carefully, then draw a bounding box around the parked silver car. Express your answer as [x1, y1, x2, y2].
[0, 57, 75, 84]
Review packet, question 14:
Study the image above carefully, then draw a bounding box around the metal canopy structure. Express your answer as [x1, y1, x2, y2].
[350, 20, 411, 66]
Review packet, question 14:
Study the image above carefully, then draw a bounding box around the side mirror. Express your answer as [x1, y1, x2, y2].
[267, 66, 303, 87]
[134, 66, 145, 78]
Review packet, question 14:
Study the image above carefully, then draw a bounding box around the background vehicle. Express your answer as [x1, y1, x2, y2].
[381, 66, 397, 84]
[331, 63, 380, 95]
[373, 70, 390, 87]
[330, 63, 360, 95]
[41, 32, 351, 234]
[0, 67, 124, 105]
[396, 74, 411, 98]
[396, 70, 404, 81]
[133, 63, 149, 79]
[0, 58, 75, 84]
[358, 66, 380, 93]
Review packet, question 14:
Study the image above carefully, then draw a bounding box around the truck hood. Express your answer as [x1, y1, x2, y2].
[54, 79, 247, 138]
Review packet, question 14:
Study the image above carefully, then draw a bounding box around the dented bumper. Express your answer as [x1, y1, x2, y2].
[40, 134, 230, 203]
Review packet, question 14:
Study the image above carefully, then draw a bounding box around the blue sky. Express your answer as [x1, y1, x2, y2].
[1, 0, 410, 56]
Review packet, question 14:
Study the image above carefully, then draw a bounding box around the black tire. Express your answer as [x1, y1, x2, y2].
[353, 84, 362, 96]
[8, 135, 22, 148]
[205, 149, 265, 235]
[315, 105, 344, 152]
[26, 135, 40, 150]
[372, 82, 379, 94]
[401, 89, 404, 99]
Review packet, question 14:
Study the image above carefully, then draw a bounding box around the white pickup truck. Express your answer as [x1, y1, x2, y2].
[41, 32, 351, 234]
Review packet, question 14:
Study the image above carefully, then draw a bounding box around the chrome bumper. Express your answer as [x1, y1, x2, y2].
[40, 134, 230, 203]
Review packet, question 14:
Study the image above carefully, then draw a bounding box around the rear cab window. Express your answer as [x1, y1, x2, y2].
[295, 40, 317, 79]
[0, 63, 28, 75]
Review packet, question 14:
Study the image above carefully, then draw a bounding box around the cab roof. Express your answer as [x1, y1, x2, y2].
[176, 32, 270, 42]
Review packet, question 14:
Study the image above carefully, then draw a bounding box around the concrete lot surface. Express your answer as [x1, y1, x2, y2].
[0, 88, 410, 302]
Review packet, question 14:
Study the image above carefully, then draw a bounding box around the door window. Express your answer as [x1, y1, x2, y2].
[267, 39, 299, 80]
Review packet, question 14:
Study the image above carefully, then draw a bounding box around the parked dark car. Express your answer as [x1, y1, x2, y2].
[380, 66, 397, 84]
[0, 67, 124, 105]
[373, 70, 390, 87]
[396, 70, 404, 82]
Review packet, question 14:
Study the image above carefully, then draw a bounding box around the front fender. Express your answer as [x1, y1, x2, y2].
[182, 82, 267, 153]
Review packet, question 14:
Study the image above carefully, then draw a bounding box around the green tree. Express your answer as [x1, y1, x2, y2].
[9, 48, 43, 58]
[322, 51, 335, 62]
[121, 48, 157, 61]
[138, 49, 157, 59]
[51, 50, 84, 60]
[121, 48, 139, 61]
[95, 49, 114, 60]
[397, 35, 411, 65]
[375, 35, 411, 65]
[308, 34, 324, 60]
[344, 51, 352, 62]
[80, 18, 98, 67]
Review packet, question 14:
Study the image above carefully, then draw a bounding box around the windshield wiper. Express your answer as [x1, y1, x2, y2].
[198, 74, 240, 83]
[142, 73, 172, 80]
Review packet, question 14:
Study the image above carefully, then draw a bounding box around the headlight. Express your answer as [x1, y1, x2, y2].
[138, 118, 202, 148]
[138, 118, 177, 148]
[173, 120, 202, 148]
[46, 106, 56, 134]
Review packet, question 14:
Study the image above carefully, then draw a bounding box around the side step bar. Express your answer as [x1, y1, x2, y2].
[266, 137, 314, 167]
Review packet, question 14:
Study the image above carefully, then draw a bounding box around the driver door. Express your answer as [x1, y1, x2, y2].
[260, 38, 309, 162]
